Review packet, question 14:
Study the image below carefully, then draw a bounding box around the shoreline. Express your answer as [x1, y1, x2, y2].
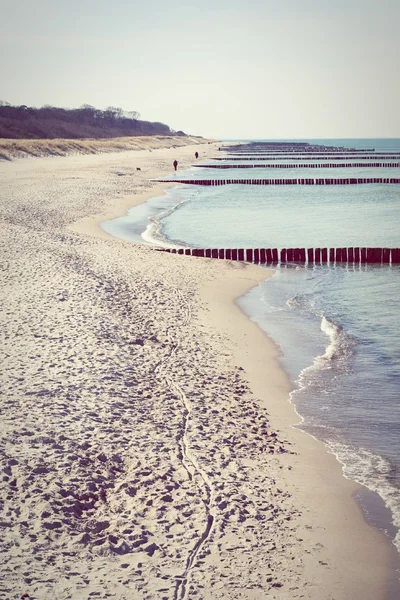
[0, 141, 398, 598]
[88, 145, 400, 595]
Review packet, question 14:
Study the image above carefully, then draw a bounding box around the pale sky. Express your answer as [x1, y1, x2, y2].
[1, 0, 399, 139]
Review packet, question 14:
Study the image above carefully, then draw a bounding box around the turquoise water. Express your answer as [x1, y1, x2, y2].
[102, 139, 400, 559]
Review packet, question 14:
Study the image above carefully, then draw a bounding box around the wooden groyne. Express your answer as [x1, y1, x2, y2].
[223, 146, 375, 155]
[195, 162, 400, 170]
[158, 247, 400, 265]
[159, 178, 400, 186]
[223, 151, 398, 157]
[213, 155, 400, 161]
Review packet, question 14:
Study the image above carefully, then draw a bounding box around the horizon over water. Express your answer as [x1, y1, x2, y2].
[102, 139, 400, 574]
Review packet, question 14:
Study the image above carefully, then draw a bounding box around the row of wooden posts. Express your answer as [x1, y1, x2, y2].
[221, 146, 372, 153]
[161, 178, 400, 186]
[226, 150, 394, 156]
[196, 162, 400, 169]
[214, 155, 400, 161]
[158, 247, 400, 265]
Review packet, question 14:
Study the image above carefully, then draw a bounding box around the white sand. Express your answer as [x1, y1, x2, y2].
[0, 141, 397, 599]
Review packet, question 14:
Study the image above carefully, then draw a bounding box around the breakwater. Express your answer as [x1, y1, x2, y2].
[194, 162, 400, 169]
[158, 178, 400, 186]
[157, 247, 400, 265]
[212, 155, 400, 161]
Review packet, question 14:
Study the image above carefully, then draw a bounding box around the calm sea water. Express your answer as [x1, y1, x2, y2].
[102, 139, 400, 557]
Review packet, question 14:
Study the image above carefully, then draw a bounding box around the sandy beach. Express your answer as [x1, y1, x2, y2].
[0, 140, 398, 599]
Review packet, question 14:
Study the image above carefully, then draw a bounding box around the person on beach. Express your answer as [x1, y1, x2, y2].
[195, 151, 199, 159]
[173, 159, 178, 171]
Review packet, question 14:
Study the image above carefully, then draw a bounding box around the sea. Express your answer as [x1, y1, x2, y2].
[102, 138, 400, 563]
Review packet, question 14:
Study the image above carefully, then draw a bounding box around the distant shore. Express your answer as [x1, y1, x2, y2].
[0, 140, 397, 599]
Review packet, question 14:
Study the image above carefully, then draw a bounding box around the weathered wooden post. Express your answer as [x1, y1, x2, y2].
[272, 248, 278, 262]
[211, 248, 218, 259]
[238, 249, 244, 261]
[307, 248, 314, 264]
[254, 249, 260, 263]
[281, 248, 287, 263]
[321, 248, 328, 263]
[232, 249, 238, 261]
[205, 249, 211, 258]
[246, 249, 253, 262]
[360, 248, 367, 263]
[367, 248, 382, 263]
[225, 249, 232, 260]
[315, 248, 321, 262]
[218, 248, 225, 259]
[287, 248, 294, 261]
[391, 249, 400, 263]
[382, 248, 390, 263]
[329, 248, 335, 263]
[266, 249, 273, 263]
[260, 248, 266, 263]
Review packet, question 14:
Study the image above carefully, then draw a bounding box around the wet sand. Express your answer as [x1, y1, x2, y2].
[0, 140, 397, 599]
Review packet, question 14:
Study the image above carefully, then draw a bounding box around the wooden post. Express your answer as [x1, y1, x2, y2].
[219, 248, 225, 259]
[360, 248, 367, 263]
[307, 248, 314, 264]
[391, 249, 400, 263]
[367, 248, 382, 263]
[348, 248, 354, 262]
[238, 249, 244, 261]
[205, 249, 211, 258]
[232, 249, 238, 261]
[185, 248, 191, 256]
[178, 249, 184, 255]
[315, 248, 321, 262]
[329, 248, 335, 263]
[260, 248, 266, 263]
[198, 249, 205, 257]
[266, 249, 273, 263]
[281, 248, 287, 263]
[382, 248, 390, 263]
[354, 247, 360, 262]
[335, 248, 343, 262]
[321, 248, 328, 263]
[272, 248, 278, 262]
[211, 248, 218, 259]
[287, 248, 294, 261]
[226, 249, 232, 260]
[341, 248, 348, 262]
[246, 249, 253, 262]
[254, 248, 260, 263]
[299, 248, 306, 263]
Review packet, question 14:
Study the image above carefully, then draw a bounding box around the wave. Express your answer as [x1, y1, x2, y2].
[328, 441, 400, 552]
[141, 195, 193, 248]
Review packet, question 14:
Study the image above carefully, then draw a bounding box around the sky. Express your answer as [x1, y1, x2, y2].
[1, 0, 399, 139]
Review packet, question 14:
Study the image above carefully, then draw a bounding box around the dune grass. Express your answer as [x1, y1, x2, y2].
[0, 135, 212, 161]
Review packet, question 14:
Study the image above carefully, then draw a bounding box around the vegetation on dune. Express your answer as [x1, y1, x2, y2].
[0, 102, 187, 140]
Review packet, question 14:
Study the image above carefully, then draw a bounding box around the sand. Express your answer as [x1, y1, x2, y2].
[0, 140, 397, 600]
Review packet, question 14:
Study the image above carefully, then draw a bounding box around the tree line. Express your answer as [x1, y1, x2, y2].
[0, 102, 187, 139]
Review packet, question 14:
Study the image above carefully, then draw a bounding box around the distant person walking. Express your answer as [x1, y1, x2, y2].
[173, 159, 178, 171]
[195, 151, 199, 159]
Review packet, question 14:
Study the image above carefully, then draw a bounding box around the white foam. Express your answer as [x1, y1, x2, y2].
[328, 441, 400, 552]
